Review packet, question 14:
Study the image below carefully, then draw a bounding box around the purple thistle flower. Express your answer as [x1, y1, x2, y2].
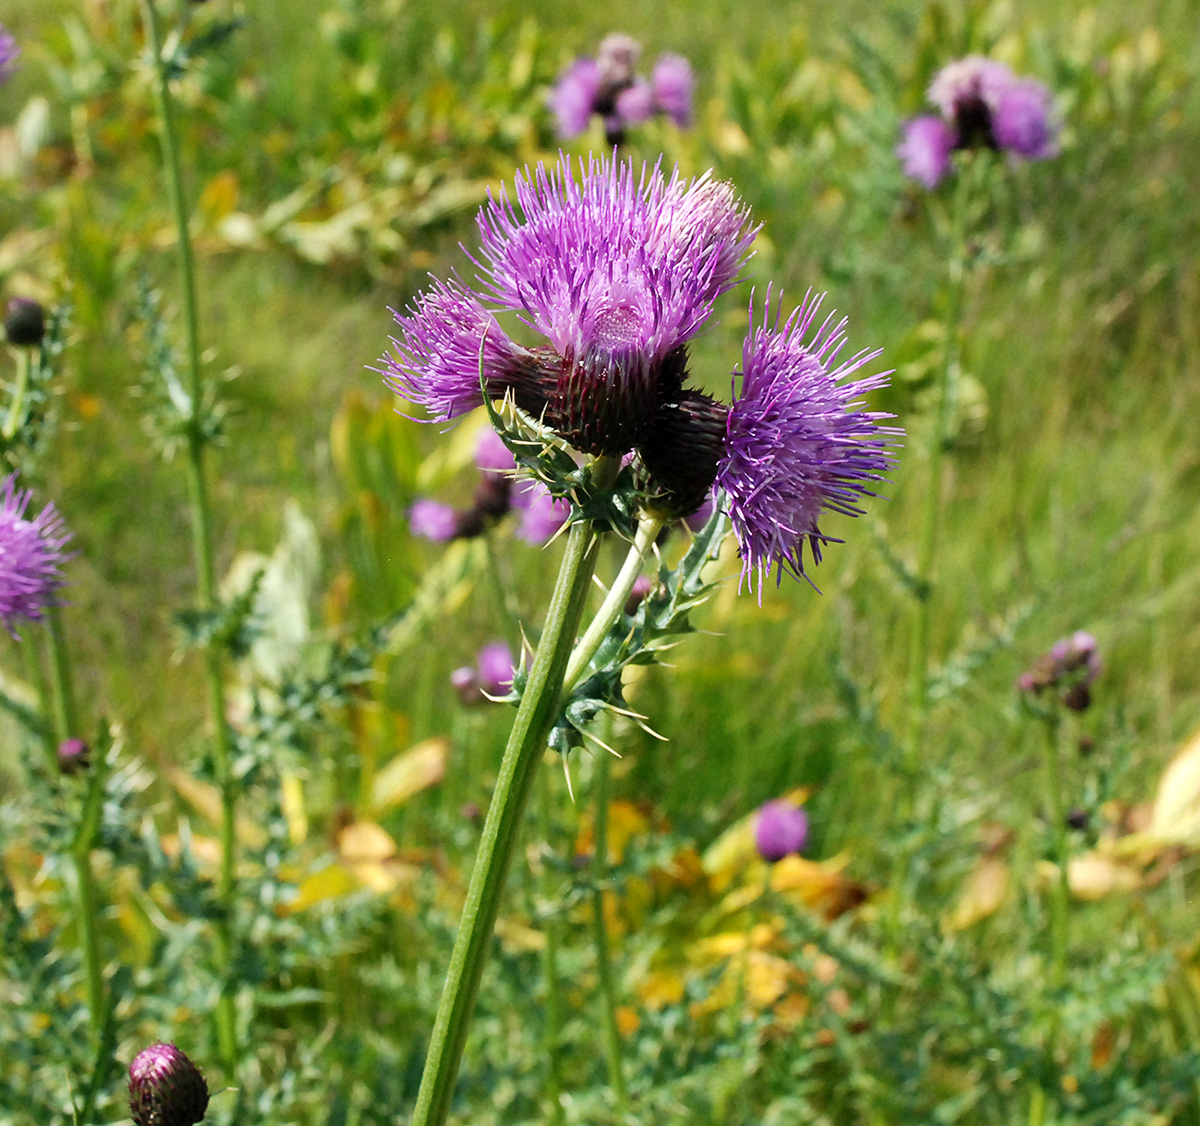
[513, 480, 569, 544]
[614, 78, 655, 128]
[993, 79, 1058, 159]
[716, 293, 897, 597]
[901, 55, 1058, 183]
[548, 57, 601, 139]
[755, 800, 809, 862]
[382, 154, 755, 455]
[57, 737, 91, 775]
[0, 474, 71, 637]
[651, 54, 695, 128]
[409, 499, 460, 542]
[476, 641, 516, 696]
[128, 1042, 209, 1126]
[0, 25, 19, 86]
[926, 55, 1015, 121]
[896, 115, 955, 188]
[474, 426, 517, 477]
[1018, 630, 1102, 712]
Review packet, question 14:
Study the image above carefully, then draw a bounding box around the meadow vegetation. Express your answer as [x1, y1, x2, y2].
[2, 0, 1200, 1123]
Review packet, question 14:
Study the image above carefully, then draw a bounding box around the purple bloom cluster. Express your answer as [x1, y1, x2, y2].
[1018, 630, 1102, 712]
[0, 473, 72, 637]
[549, 33, 694, 145]
[408, 427, 567, 545]
[0, 25, 18, 86]
[382, 154, 897, 595]
[755, 799, 809, 862]
[898, 56, 1058, 188]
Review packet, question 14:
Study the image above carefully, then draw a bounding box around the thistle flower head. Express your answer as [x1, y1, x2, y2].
[717, 293, 897, 598]
[651, 54, 695, 127]
[0, 473, 72, 637]
[900, 55, 1058, 185]
[896, 116, 955, 188]
[476, 641, 516, 696]
[128, 1042, 209, 1126]
[409, 499, 460, 542]
[57, 737, 90, 775]
[755, 799, 809, 862]
[4, 297, 45, 347]
[383, 154, 755, 455]
[1018, 630, 1102, 711]
[548, 36, 694, 142]
[548, 57, 601, 138]
[0, 25, 19, 85]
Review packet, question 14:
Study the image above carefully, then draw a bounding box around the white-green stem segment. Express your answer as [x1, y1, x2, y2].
[565, 513, 664, 691]
[410, 511, 607, 1126]
[139, 0, 238, 1071]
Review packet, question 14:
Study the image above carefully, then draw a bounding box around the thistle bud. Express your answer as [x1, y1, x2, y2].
[56, 737, 90, 775]
[128, 1042, 210, 1126]
[3, 297, 45, 348]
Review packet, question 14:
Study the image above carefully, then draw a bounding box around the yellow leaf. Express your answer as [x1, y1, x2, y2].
[198, 170, 240, 224]
[280, 772, 308, 846]
[637, 969, 685, 1009]
[337, 819, 396, 863]
[1148, 726, 1200, 846]
[943, 855, 1010, 933]
[370, 738, 449, 814]
[283, 864, 360, 913]
[166, 768, 267, 848]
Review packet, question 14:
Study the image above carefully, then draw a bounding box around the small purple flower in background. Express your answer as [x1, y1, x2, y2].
[451, 641, 516, 704]
[409, 498, 460, 543]
[1018, 630, 1102, 712]
[57, 737, 90, 775]
[476, 641, 515, 695]
[513, 481, 569, 544]
[128, 1042, 209, 1126]
[0, 473, 72, 637]
[549, 33, 695, 145]
[896, 116, 956, 189]
[898, 55, 1058, 187]
[755, 799, 809, 862]
[0, 25, 19, 86]
[383, 154, 896, 594]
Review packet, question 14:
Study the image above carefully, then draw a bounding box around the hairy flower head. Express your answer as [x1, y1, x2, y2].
[0, 474, 71, 636]
[717, 294, 897, 598]
[128, 1042, 209, 1126]
[382, 154, 755, 455]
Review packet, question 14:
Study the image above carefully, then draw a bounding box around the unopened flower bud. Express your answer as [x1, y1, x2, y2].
[128, 1042, 209, 1126]
[4, 298, 45, 347]
[1066, 808, 1089, 831]
[56, 737, 90, 775]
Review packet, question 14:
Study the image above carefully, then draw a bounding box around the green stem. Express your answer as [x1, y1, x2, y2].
[906, 161, 973, 759]
[139, 0, 238, 1071]
[565, 514, 663, 691]
[1043, 711, 1070, 993]
[24, 630, 57, 774]
[4, 349, 31, 441]
[591, 745, 630, 1120]
[411, 514, 605, 1126]
[46, 609, 107, 1044]
[46, 604, 78, 743]
[536, 767, 566, 1126]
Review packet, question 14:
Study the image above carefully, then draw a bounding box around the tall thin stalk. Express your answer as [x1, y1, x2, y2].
[906, 160, 973, 757]
[590, 746, 630, 1120]
[411, 509, 607, 1126]
[44, 607, 106, 1043]
[536, 767, 567, 1126]
[138, 0, 238, 1070]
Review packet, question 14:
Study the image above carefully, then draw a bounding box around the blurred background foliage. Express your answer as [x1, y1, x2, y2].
[2, 0, 1200, 1121]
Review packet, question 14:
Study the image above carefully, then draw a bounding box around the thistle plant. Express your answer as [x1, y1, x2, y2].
[549, 33, 694, 145]
[380, 151, 897, 1124]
